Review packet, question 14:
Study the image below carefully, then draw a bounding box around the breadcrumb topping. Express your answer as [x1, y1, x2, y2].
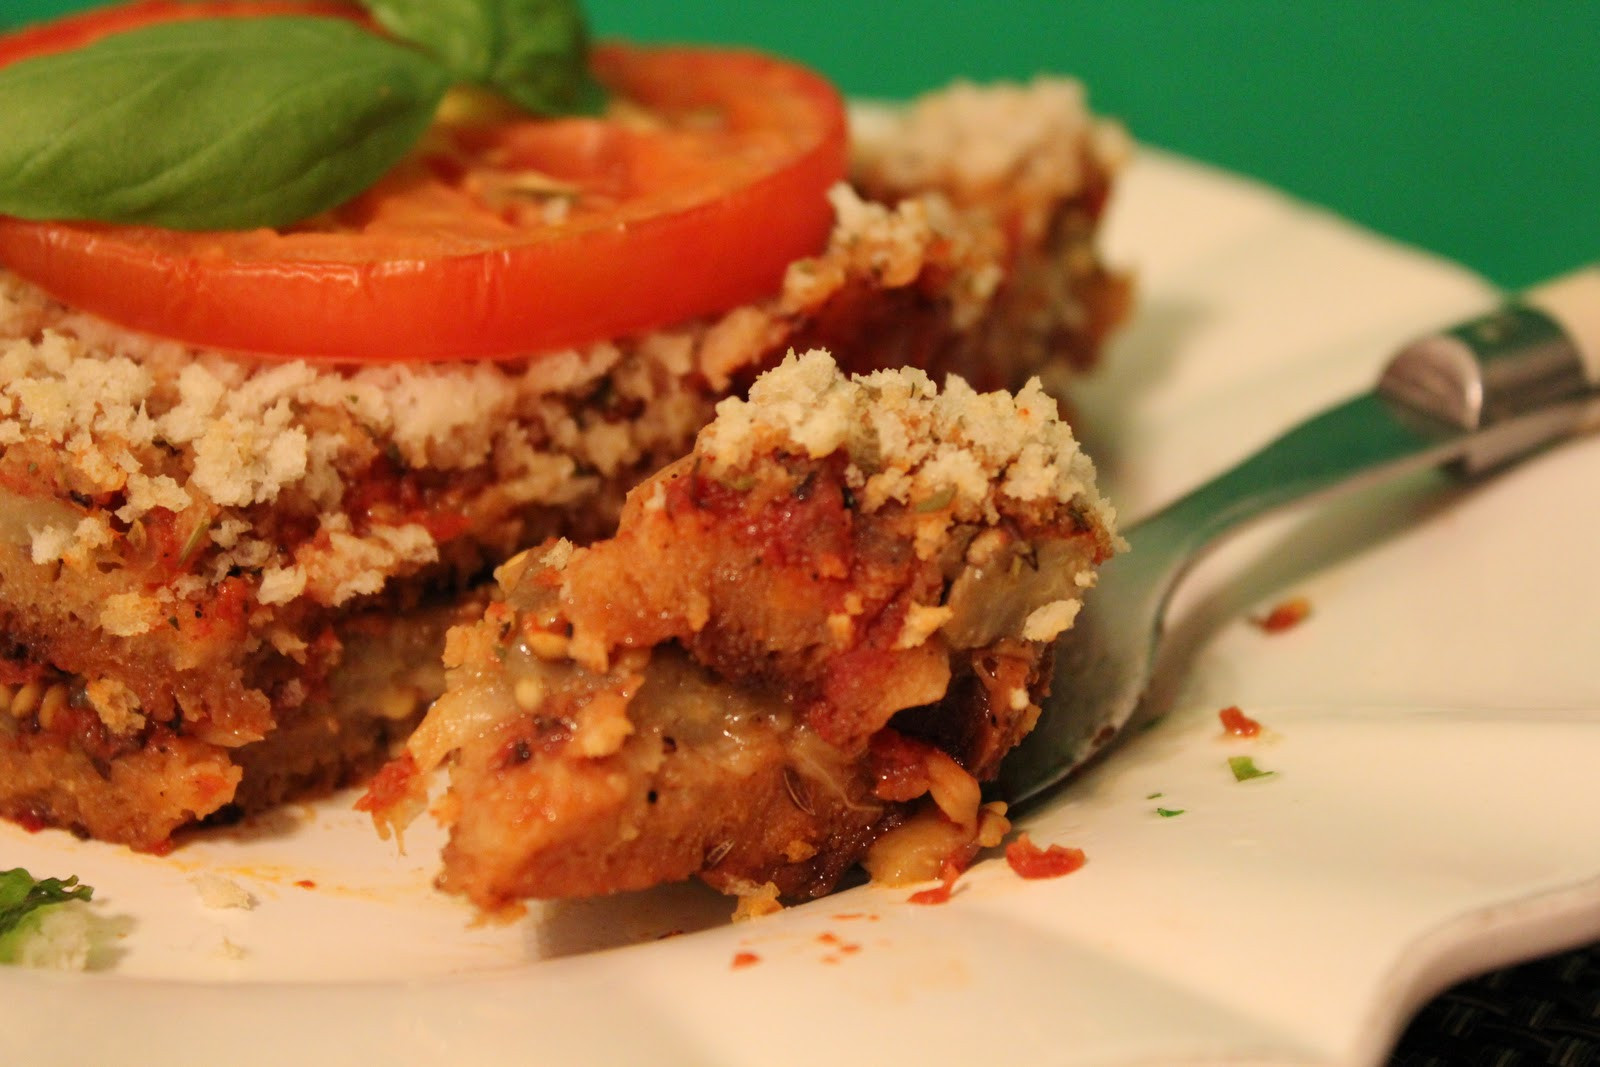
[854, 77, 1124, 187]
[700, 349, 1117, 536]
[850, 77, 1130, 243]
[0, 273, 720, 628]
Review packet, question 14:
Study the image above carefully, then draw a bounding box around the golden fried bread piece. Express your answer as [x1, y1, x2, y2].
[363, 350, 1119, 912]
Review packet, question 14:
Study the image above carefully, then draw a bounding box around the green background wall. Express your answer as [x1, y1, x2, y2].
[4, 1, 1597, 289]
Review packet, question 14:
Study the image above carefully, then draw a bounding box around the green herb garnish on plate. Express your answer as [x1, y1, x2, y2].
[0, 867, 95, 968]
[1228, 755, 1275, 782]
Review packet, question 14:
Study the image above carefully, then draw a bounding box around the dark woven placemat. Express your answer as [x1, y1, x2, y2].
[1388, 942, 1600, 1067]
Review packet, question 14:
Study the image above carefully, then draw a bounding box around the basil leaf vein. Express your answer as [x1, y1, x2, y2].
[365, 0, 605, 116]
[0, 17, 452, 229]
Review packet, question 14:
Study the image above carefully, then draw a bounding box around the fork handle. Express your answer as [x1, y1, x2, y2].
[1145, 266, 1600, 575]
[1527, 267, 1600, 411]
[1003, 267, 1600, 805]
[1378, 265, 1600, 471]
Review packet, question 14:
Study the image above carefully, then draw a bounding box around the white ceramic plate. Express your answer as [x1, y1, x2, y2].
[5, 151, 1598, 1067]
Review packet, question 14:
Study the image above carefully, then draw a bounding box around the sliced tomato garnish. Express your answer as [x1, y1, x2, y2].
[0, 2, 848, 362]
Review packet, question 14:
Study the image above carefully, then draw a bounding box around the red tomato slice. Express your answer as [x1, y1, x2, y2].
[0, 2, 848, 362]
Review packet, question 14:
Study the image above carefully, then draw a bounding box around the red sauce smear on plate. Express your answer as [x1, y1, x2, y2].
[1252, 596, 1311, 633]
[908, 858, 965, 905]
[1004, 833, 1087, 879]
[1218, 706, 1263, 737]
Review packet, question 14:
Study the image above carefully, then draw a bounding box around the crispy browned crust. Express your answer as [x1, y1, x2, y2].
[0, 569, 474, 849]
[431, 638, 1054, 907]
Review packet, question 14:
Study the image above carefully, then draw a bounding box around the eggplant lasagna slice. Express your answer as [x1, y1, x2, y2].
[362, 350, 1119, 912]
[0, 76, 1127, 851]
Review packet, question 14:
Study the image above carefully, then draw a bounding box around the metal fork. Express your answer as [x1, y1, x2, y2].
[998, 268, 1600, 806]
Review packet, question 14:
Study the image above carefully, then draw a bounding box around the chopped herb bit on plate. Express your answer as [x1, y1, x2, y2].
[1228, 755, 1275, 782]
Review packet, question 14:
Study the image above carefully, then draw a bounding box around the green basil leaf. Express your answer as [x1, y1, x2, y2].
[0, 17, 451, 229]
[364, 0, 605, 116]
[0, 868, 93, 939]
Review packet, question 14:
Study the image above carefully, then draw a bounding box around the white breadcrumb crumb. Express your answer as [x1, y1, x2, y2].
[895, 603, 955, 649]
[27, 522, 74, 565]
[190, 872, 257, 910]
[85, 678, 147, 736]
[99, 590, 164, 637]
[297, 521, 438, 606]
[215, 937, 248, 960]
[116, 473, 190, 522]
[730, 881, 785, 921]
[1021, 598, 1083, 642]
[539, 538, 577, 572]
[256, 564, 308, 606]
